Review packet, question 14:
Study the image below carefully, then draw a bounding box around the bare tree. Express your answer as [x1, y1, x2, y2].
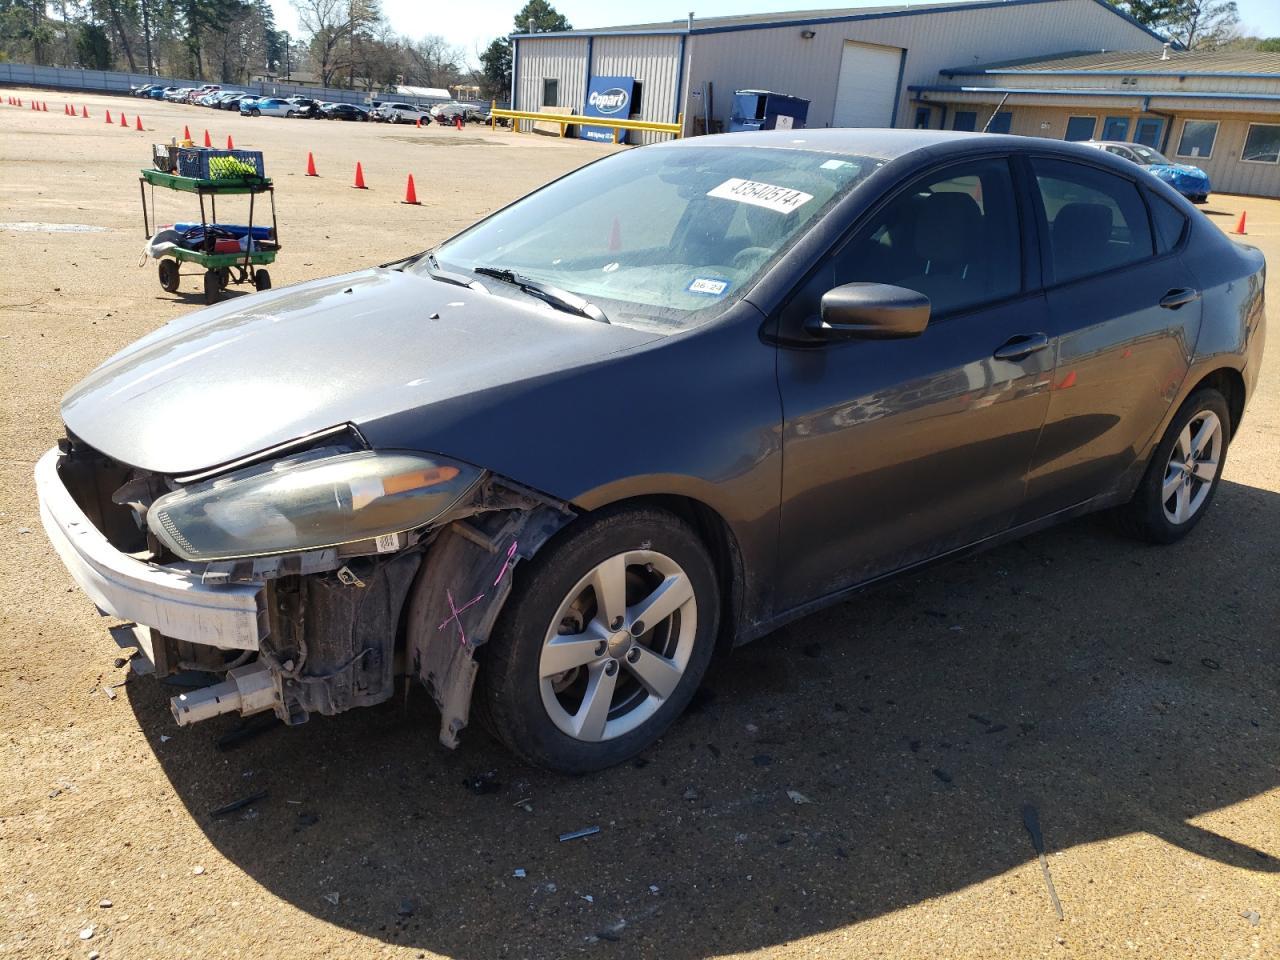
[292, 0, 379, 86]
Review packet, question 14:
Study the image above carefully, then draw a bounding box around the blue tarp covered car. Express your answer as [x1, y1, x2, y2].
[1088, 140, 1211, 203]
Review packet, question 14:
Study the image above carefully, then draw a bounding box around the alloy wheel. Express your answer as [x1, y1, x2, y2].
[538, 550, 697, 742]
[1162, 409, 1222, 524]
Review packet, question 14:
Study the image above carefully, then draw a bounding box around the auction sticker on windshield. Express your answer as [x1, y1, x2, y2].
[707, 178, 813, 214]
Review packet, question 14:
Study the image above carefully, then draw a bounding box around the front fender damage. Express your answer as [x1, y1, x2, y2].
[406, 490, 572, 748]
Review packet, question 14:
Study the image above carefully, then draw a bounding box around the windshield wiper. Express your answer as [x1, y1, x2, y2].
[473, 266, 609, 324]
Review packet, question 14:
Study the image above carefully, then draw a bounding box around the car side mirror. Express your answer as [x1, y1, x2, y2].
[805, 282, 931, 340]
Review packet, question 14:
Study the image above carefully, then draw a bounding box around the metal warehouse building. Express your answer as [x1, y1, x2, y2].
[913, 49, 1280, 197]
[510, 0, 1164, 144]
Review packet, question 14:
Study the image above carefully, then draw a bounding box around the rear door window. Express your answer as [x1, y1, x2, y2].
[1031, 158, 1155, 284]
[1148, 191, 1189, 254]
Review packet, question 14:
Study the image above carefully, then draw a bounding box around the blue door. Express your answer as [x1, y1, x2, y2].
[1134, 117, 1164, 148]
[1102, 116, 1130, 140]
[986, 111, 1012, 134]
[1064, 116, 1096, 142]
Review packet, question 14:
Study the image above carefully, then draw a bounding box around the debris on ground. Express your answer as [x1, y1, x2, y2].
[558, 825, 601, 842]
[513, 797, 534, 813]
[102, 685, 116, 701]
[649, 884, 660, 894]
[1242, 909, 1261, 926]
[580, 894, 594, 903]
[786, 789, 813, 805]
[463, 770, 502, 795]
[513, 868, 526, 878]
[193, 865, 205, 876]
[1201, 657, 1222, 670]
[209, 789, 268, 818]
[1022, 804, 1064, 921]
[323, 892, 340, 906]
[397, 898, 416, 916]
[682, 786, 699, 801]
[98, 899, 112, 908]
[79, 924, 95, 940]
[215, 715, 277, 751]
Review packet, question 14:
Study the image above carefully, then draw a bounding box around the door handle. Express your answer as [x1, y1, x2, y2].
[993, 333, 1049, 362]
[1159, 287, 1201, 309]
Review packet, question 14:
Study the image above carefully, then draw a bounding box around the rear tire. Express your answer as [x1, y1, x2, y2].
[202, 270, 221, 305]
[1114, 387, 1230, 543]
[158, 259, 179, 292]
[254, 269, 271, 291]
[478, 506, 720, 773]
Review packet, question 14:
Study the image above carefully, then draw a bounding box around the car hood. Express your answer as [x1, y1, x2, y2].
[61, 267, 659, 474]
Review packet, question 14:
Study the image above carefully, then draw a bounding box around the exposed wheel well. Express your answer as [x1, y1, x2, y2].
[1192, 367, 1246, 437]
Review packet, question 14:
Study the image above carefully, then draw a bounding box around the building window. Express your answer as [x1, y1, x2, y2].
[914, 106, 931, 129]
[1064, 116, 1097, 142]
[629, 80, 644, 117]
[541, 78, 558, 107]
[1133, 117, 1164, 148]
[1176, 119, 1218, 159]
[953, 110, 977, 132]
[1241, 123, 1280, 164]
[986, 111, 1012, 134]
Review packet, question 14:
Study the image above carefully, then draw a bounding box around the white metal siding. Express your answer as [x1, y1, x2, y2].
[832, 41, 903, 128]
[684, 0, 1164, 133]
[590, 34, 684, 144]
[515, 36, 589, 120]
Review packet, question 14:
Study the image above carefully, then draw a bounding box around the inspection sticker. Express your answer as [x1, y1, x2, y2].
[686, 277, 729, 297]
[375, 532, 401, 553]
[707, 178, 813, 214]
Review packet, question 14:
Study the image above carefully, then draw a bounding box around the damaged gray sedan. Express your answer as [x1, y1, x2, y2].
[37, 130, 1265, 772]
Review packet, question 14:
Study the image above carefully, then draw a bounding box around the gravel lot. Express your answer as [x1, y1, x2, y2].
[1, 89, 1277, 960]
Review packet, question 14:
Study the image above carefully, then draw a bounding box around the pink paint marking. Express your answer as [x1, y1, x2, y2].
[438, 588, 485, 646]
[493, 539, 519, 586]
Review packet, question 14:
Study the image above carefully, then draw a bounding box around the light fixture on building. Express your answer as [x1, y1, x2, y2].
[800, 29, 816, 39]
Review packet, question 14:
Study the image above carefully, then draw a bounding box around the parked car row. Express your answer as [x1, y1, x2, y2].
[129, 83, 501, 126]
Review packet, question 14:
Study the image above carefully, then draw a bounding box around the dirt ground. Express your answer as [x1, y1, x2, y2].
[1, 88, 1277, 960]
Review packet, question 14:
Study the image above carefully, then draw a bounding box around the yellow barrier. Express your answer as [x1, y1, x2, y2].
[490, 102, 681, 142]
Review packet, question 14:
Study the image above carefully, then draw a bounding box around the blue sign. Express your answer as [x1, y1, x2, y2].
[580, 75, 635, 143]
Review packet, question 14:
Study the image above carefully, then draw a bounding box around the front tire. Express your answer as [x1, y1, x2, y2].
[478, 506, 720, 773]
[1115, 387, 1230, 543]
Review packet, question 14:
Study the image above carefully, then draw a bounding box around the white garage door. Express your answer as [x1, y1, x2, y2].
[832, 41, 903, 128]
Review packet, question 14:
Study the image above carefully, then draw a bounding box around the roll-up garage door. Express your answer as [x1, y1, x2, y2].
[832, 40, 903, 128]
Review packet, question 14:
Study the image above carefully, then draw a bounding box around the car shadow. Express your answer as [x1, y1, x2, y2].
[128, 478, 1279, 957]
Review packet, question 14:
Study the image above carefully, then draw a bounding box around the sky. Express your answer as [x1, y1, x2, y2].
[268, 0, 1280, 67]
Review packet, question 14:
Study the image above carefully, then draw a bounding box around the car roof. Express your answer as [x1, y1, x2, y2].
[659, 128, 1111, 161]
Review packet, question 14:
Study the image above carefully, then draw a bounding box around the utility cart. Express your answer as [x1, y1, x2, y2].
[140, 146, 281, 305]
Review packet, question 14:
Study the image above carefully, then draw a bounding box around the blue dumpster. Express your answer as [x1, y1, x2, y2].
[728, 90, 810, 132]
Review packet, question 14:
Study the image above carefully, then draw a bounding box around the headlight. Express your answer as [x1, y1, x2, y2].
[147, 449, 481, 561]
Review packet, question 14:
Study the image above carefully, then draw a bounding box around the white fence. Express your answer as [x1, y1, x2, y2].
[0, 62, 372, 106]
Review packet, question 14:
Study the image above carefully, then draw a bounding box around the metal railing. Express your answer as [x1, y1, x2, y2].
[489, 102, 682, 142]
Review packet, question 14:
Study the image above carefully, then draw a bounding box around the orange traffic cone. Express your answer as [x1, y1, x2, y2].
[402, 174, 420, 205]
[82, 105, 88, 118]
[203, 129, 211, 148]
[226, 134, 234, 149]
[305, 152, 318, 176]
[16, 98, 21, 107]
[454, 114, 463, 131]
[415, 116, 421, 128]
[43, 101, 49, 111]
[64, 103, 69, 115]
[1234, 211, 1247, 235]
[120, 111, 128, 126]
[105, 109, 112, 123]
[183, 124, 191, 141]
[136, 115, 143, 131]
[353, 162, 367, 189]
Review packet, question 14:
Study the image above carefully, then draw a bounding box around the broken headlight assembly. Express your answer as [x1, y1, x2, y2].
[147, 449, 482, 561]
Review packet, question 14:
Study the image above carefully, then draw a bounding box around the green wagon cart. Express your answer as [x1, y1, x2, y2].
[139, 165, 281, 305]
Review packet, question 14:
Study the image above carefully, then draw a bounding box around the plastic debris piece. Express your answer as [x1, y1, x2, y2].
[559, 825, 601, 842]
[79, 925, 95, 940]
[1242, 910, 1261, 927]
[513, 868, 526, 878]
[98, 899, 112, 908]
[398, 898, 416, 916]
[580, 894, 594, 903]
[786, 789, 813, 804]
[209, 789, 267, 818]
[193, 865, 205, 876]
[323, 892, 340, 905]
